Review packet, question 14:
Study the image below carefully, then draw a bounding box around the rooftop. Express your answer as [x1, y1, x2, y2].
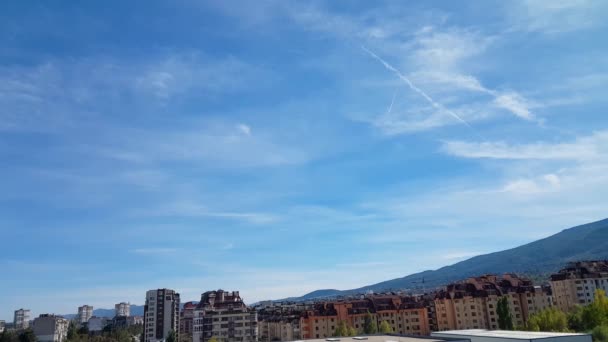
[287, 335, 464, 342]
[433, 330, 589, 339]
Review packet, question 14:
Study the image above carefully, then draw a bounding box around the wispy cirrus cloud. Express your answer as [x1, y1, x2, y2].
[505, 0, 608, 34]
[442, 131, 608, 160]
[130, 248, 178, 255]
[133, 199, 278, 224]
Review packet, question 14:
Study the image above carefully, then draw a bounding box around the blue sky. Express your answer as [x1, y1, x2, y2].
[1, 0, 608, 320]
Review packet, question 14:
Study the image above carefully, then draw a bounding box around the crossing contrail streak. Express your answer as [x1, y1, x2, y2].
[361, 45, 476, 131]
[386, 90, 397, 116]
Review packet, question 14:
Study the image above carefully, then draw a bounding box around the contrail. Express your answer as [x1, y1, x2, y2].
[386, 90, 397, 116]
[361, 45, 475, 131]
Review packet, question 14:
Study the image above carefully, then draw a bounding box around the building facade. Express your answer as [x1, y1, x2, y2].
[128, 316, 144, 326]
[144, 289, 181, 342]
[87, 317, 109, 333]
[299, 296, 430, 339]
[551, 261, 608, 313]
[32, 315, 69, 342]
[14, 309, 31, 330]
[115, 303, 131, 317]
[434, 274, 553, 331]
[193, 290, 258, 342]
[78, 305, 94, 324]
[0, 320, 5, 333]
[180, 302, 197, 342]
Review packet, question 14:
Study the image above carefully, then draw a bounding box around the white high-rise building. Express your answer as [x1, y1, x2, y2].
[14, 309, 31, 330]
[144, 289, 180, 342]
[115, 302, 131, 317]
[78, 305, 94, 324]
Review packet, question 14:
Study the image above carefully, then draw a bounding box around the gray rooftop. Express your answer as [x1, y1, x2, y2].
[433, 330, 589, 340]
[288, 335, 458, 342]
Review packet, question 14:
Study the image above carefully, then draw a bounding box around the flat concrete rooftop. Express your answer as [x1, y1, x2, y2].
[432, 330, 589, 340]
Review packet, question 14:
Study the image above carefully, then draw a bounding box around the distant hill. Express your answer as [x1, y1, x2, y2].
[280, 218, 608, 301]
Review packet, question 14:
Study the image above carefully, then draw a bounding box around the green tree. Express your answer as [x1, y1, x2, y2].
[568, 306, 585, 332]
[379, 321, 391, 334]
[67, 322, 78, 342]
[363, 312, 378, 335]
[497, 296, 514, 330]
[18, 329, 36, 342]
[582, 290, 608, 331]
[347, 326, 357, 337]
[1, 331, 19, 342]
[592, 325, 608, 342]
[526, 308, 569, 332]
[166, 330, 176, 342]
[207, 337, 218, 342]
[334, 321, 348, 337]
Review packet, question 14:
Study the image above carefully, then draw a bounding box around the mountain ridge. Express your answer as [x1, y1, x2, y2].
[278, 217, 608, 301]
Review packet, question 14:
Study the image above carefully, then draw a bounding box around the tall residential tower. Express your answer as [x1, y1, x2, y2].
[14, 309, 31, 330]
[143, 289, 180, 342]
[78, 305, 93, 324]
[115, 303, 131, 317]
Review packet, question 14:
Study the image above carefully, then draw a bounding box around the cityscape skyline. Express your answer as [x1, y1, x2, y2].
[2, 0, 608, 322]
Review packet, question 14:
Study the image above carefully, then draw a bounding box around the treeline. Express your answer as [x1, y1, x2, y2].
[0, 329, 36, 342]
[66, 323, 144, 342]
[0, 323, 143, 342]
[331, 312, 398, 337]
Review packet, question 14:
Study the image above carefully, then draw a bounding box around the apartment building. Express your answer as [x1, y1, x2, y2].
[258, 305, 303, 341]
[87, 317, 109, 333]
[434, 274, 552, 331]
[115, 302, 131, 317]
[193, 290, 258, 342]
[180, 302, 197, 342]
[128, 316, 144, 326]
[0, 320, 5, 333]
[422, 294, 439, 332]
[143, 289, 181, 342]
[14, 309, 31, 330]
[32, 315, 69, 342]
[78, 305, 94, 324]
[551, 260, 608, 312]
[258, 319, 300, 342]
[300, 296, 430, 339]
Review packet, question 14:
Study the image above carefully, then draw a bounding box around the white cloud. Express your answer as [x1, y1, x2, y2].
[131, 248, 177, 255]
[134, 199, 278, 224]
[236, 123, 251, 136]
[442, 131, 608, 160]
[501, 174, 561, 195]
[493, 92, 534, 120]
[507, 0, 607, 34]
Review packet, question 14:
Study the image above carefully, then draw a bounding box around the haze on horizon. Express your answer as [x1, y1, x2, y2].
[1, 0, 608, 321]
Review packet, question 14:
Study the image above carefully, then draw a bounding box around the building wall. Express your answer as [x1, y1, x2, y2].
[300, 304, 429, 339]
[180, 302, 196, 342]
[115, 303, 131, 317]
[33, 315, 69, 342]
[144, 289, 180, 342]
[14, 309, 31, 330]
[87, 317, 108, 333]
[193, 290, 258, 342]
[258, 320, 300, 342]
[78, 306, 93, 324]
[551, 278, 608, 312]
